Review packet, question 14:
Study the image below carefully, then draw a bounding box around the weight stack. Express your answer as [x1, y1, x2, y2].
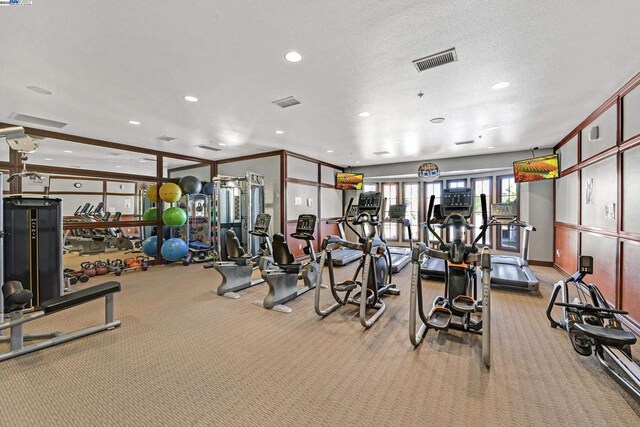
[3, 196, 63, 308]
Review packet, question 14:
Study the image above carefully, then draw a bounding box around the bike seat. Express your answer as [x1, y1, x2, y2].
[573, 323, 637, 347]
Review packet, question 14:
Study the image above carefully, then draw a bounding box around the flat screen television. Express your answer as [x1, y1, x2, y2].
[335, 172, 363, 190]
[513, 154, 559, 183]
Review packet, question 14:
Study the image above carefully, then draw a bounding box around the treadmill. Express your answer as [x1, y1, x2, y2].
[420, 204, 446, 280]
[486, 203, 539, 291]
[325, 202, 362, 266]
[381, 204, 412, 273]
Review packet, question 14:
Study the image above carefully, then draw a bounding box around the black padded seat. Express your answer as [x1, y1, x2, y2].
[225, 230, 246, 259]
[40, 282, 121, 315]
[574, 323, 637, 347]
[272, 233, 295, 265]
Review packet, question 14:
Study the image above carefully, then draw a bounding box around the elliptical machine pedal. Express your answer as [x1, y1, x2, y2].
[452, 295, 475, 313]
[427, 306, 452, 330]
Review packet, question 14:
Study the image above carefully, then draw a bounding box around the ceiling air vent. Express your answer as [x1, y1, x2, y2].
[373, 151, 390, 155]
[454, 140, 475, 146]
[158, 135, 176, 142]
[194, 144, 222, 152]
[413, 48, 457, 72]
[272, 96, 301, 108]
[10, 112, 67, 128]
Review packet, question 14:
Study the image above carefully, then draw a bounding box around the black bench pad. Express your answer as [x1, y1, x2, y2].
[574, 323, 637, 347]
[40, 281, 121, 315]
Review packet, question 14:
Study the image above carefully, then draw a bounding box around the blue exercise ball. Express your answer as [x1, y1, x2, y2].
[202, 181, 213, 196]
[161, 238, 189, 262]
[142, 236, 164, 257]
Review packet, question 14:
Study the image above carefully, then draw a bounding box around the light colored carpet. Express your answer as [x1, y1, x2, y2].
[1, 261, 638, 426]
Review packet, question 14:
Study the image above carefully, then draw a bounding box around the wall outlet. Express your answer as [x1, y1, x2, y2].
[307, 198, 313, 207]
[556, 249, 560, 258]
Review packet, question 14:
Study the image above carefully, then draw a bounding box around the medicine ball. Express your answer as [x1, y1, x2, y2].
[162, 207, 187, 227]
[179, 175, 202, 195]
[142, 207, 158, 221]
[142, 236, 164, 257]
[159, 182, 182, 203]
[161, 238, 189, 262]
[147, 183, 158, 203]
[202, 181, 213, 196]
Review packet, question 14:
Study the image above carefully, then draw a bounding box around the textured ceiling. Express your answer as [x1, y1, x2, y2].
[1, 0, 640, 167]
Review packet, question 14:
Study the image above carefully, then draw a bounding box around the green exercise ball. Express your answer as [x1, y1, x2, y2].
[142, 207, 157, 221]
[162, 207, 187, 227]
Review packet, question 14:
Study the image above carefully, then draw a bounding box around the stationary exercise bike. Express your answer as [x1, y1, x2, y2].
[254, 214, 319, 313]
[546, 256, 640, 400]
[409, 187, 492, 367]
[315, 192, 399, 329]
[211, 213, 274, 298]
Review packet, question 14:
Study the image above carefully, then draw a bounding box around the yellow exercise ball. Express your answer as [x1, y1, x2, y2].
[146, 183, 158, 203]
[159, 182, 182, 203]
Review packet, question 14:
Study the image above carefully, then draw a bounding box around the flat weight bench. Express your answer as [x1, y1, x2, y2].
[0, 281, 122, 362]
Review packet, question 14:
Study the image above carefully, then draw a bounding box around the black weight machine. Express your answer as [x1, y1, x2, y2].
[547, 256, 639, 400]
[410, 188, 492, 367]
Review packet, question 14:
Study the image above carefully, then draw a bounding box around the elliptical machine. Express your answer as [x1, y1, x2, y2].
[315, 192, 399, 329]
[211, 213, 274, 299]
[410, 187, 492, 367]
[547, 256, 639, 400]
[254, 214, 319, 313]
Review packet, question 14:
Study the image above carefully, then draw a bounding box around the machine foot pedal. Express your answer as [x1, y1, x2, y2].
[427, 307, 452, 330]
[335, 281, 358, 292]
[452, 296, 475, 313]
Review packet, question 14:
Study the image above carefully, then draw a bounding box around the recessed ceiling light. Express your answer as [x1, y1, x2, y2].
[430, 117, 445, 124]
[284, 51, 302, 63]
[488, 146, 496, 149]
[358, 112, 370, 117]
[327, 150, 334, 153]
[275, 130, 284, 134]
[184, 95, 198, 102]
[484, 126, 500, 131]
[491, 81, 510, 90]
[128, 120, 141, 125]
[44, 157, 53, 161]
[218, 143, 226, 146]
[63, 150, 73, 153]
[27, 85, 54, 95]
[355, 161, 361, 164]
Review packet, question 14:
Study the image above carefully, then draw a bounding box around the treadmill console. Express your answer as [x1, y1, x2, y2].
[579, 255, 593, 275]
[387, 204, 407, 220]
[253, 213, 271, 233]
[491, 202, 517, 219]
[295, 214, 317, 234]
[440, 188, 474, 218]
[357, 191, 383, 216]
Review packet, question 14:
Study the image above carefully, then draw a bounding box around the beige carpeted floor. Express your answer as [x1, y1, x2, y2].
[1, 261, 639, 426]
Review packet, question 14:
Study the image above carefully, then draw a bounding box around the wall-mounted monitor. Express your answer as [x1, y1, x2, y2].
[335, 172, 363, 190]
[513, 154, 559, 183]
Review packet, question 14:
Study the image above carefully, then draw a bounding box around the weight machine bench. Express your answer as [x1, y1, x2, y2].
[0, 281, 122, 362]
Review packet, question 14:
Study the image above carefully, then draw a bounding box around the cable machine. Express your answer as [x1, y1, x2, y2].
[212, 172, 265, 260]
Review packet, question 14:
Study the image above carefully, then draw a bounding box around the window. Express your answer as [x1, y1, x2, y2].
[497, 175, 519, 251]
[381, 182, 398, 240]
[423, 181, 443, 244]
[471, 177, 492, 246]
[447, 179, 467, 189]
[403, 183, 419, 241]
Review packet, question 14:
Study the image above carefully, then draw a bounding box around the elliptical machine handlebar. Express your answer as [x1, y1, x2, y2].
[471, 193, 488, 248]
[426, 195, 447, 250]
